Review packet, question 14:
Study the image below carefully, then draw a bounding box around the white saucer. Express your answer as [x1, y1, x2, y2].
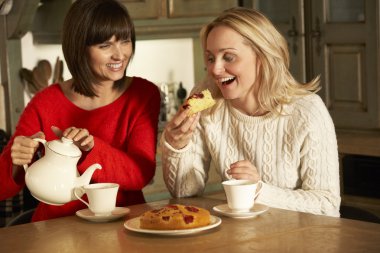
[76, 207, 130, 222]
[124, 215, 221, 236]
[213, 203, 268, 219]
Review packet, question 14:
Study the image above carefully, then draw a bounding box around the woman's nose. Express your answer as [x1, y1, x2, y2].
[209, 61, 225, 75]
[111, 46, 123, 60]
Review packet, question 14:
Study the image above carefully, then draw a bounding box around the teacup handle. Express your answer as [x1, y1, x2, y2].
[23, 138, 46, 172]
[254, 180, 263, 199]
[74, 187, 90, 208]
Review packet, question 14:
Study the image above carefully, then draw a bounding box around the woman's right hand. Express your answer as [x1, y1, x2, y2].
[51, 126, 94, 152]
[164, 108, 200, 150]
[10, 131, 45, 166]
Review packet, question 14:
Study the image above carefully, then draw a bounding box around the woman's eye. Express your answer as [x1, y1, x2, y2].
[223, 54, 235, 62]
[98, 44, 110, 49]
[206, 56, 215, 63]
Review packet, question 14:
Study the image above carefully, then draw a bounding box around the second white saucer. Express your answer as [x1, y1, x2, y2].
[213, 203, 269, 219]
[76, 207, 130, 222]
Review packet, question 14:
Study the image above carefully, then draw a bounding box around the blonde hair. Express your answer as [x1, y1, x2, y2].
[199, 7, 320, 114]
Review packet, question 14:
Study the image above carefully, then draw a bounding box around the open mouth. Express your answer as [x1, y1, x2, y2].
[220, 77, 236, 86]
[106, 62, 123, 70]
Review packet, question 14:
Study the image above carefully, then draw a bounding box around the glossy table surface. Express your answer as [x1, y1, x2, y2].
[1, 192, 380, 253]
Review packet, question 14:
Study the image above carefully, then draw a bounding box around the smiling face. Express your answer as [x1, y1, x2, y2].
[88, 35, 132, 85]
[205, 25, 260, 105]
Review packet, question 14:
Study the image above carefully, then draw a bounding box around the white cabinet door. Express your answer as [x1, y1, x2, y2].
[311, 0, 379, 129]
[251, 0, 380, 130]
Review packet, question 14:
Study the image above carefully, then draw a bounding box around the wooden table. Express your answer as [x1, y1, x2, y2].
[1, 192, 379, 253]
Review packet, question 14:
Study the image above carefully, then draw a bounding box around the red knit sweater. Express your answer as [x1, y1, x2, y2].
[0, 77, 161, 222]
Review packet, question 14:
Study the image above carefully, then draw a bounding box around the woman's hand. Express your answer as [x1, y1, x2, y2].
[164, 109, 200, 150]
[227, 160, 261, 182]
[52, 126, 94, 152]
[11, 131, 45, 166]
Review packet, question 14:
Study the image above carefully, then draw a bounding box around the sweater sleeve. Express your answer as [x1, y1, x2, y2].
[161, 119, 212, 197]
[256, 96, 341, 217]
[79, 85, 161, 192]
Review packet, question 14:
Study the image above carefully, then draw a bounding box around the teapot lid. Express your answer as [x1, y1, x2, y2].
[47, 137, 82, 157]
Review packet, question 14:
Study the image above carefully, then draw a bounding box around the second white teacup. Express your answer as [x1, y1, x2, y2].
[74, 183, 119, 216]
[222, 179, 262, 213]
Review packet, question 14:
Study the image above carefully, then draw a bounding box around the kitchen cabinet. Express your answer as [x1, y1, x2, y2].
[125, 0, 239, 40]
[168, 0, 238, 17]
[250, 0, 380, 130]
[118, 0, 161, 20]
[310, 0, 379, 130]
[123, 0, 237, 19]
[32, 0, 239, 43]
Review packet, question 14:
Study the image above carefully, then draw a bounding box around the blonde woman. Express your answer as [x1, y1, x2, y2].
[161, 7, 340, 217]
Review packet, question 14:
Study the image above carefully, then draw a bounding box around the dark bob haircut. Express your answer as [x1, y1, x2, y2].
[62, 0, 136, 97]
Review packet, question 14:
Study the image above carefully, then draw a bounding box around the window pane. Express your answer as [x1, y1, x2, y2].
[254, 0, 291, 23]
[328, 0, 365, 22]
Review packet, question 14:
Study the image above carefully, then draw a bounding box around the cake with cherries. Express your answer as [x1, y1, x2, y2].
[182, 89, 216, 116]
[139, 204, 211, 230]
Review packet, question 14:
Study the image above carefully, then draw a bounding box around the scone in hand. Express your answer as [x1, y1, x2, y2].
[182, 89, 216, 116]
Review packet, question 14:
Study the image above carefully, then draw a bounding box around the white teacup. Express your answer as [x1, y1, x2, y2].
[222, 179, 262, 213]
[74, 183, 119, 216]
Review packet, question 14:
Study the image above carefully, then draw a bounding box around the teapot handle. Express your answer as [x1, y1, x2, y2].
[23, 138, 47, 172]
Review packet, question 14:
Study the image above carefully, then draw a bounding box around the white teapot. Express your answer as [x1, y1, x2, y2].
[24, 137, 102, 205]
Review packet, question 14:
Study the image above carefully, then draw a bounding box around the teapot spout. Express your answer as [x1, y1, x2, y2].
[76, 163, 102, 187]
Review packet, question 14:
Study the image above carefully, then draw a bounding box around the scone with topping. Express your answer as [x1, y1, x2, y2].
[182, 89, 216, 116]
[139, 204, 211, 230]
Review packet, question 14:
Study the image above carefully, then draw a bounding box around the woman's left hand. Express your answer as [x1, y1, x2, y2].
[227, 160, 260, 182]
[51, 126, 94, 151]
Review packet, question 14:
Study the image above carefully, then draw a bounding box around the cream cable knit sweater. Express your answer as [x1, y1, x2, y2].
[161, 94, 341, 217]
